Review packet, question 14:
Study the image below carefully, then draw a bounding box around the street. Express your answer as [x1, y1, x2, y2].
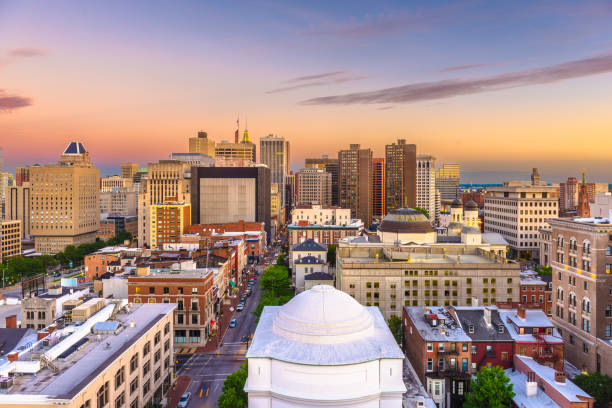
[177, 257, 271, 408]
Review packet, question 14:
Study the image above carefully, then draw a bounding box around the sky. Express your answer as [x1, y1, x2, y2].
[1, 0, 612, 183]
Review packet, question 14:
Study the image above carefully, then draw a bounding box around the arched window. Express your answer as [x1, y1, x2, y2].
[582, 297, 591, 313]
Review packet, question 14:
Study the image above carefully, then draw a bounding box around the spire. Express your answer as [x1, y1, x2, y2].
[235, 115, 239, 144]
[582, 167, 586, 185]
[242, 117, 250, 143]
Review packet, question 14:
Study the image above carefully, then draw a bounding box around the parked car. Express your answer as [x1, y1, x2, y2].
[229, 319, 237, 328]
[236, 304, 244, 312]
[178, 392, 191, 408]
[246, 290, 252, 297]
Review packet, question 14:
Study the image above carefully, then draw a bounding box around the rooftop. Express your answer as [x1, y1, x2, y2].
[247, 285, 404, 365]
[304, 272, 334, 281]
[62, 141, 87, 155]
[405, 306, 471, 342]
[453, 307, 512, 342]
[0, 302, 175, 402]
[295, 255, 326, 265]
[292, 238, 327, 252]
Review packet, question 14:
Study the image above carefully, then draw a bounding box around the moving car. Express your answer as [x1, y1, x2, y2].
[229, 319, 237, 328]
[178, 392, 191, 408]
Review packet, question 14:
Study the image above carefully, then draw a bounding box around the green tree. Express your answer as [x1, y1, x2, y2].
[327, 244, 337, 267]
[572, 372, 612, 408]
[260, 265, 290, 297]
[464, 366, 515, 408]
[387, 315, 403, 345]
[414, 207, 430, 219]
[217, 361, 248, 408]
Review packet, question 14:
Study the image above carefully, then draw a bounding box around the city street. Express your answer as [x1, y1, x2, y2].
[177, 257, 272, 408]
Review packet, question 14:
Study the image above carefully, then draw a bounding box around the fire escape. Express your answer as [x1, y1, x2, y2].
[532, 331, 558, 367]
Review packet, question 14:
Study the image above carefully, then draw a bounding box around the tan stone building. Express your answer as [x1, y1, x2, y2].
[337, 208, 520, 320]
[100, 189, 137, 216]
[5, 183, 30, 239]
[385, 139, 417, 214]
[121, 163, 139, 180]
[189, 131, 216, 157]
[30, 142, 100, 254]
[100, 175, 133, 192]
[137, 160, 190, 248]
[0, 302, 176, 408]
[484, 169, 559, 259]
[548, 216, 612, 376]
[296, 168, 332, 206]
[1, 219, 21, 262]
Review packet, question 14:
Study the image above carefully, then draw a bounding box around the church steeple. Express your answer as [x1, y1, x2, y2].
[242, 118, 250, 143]
[577, 168, 590, 217]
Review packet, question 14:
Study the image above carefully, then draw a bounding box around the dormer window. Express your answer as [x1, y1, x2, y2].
[468, 324, 474, 334]
[498, 325, 504, 334]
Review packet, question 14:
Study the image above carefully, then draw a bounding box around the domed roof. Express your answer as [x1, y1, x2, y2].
[378, 208, 434, 234]
[273, 285, 374, 344]
[451, 198, 463, 208]
[465, 200, 478, 211]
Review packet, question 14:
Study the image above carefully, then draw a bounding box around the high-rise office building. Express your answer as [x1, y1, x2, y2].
[16, 166, 32, 186]
[338, 144, 373, 226]
[120, 162, 139, 180]
[484, 171, 559, 259]
[100, 175, 134, 192]
[138, 160, 191, 247]
[149, 199, 191, 249]
[372, 158, 385, 220]
[385, 139, 417, 214]
[305, 155, 339, 206]
[30, 142, 100, 254]
[560, 177, 578, 212]
[190, 166, 271, 240]
[189, 130, 216, 157]
[6, 183, 30, 239]
[260, 134, 290, 206]
[436, 164, 461, 201]
[416, 154, 436, 223]
[296, 168, 332, 206]
[0, 219, 21, 263]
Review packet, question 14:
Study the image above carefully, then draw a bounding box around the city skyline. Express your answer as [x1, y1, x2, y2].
[2, 1, 612, 182]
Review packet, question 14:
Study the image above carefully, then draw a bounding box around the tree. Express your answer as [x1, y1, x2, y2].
[464, 366, 515, 408]
[572, 372, 612, 408]
[218, 361, 248, 408]
[387, 315, 402, 345]
[414, 207, 430, 219]
[327, 244, 337, 267]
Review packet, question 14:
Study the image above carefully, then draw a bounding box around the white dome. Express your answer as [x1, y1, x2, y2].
[272, 285, 374, 344]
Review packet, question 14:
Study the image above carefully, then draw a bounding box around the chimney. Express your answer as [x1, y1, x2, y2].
[483, 307, 492, 326]
[37, 331, 49, 341]
[5, 315, 17, 329]
[517, 305, 526, 319]
[525, 371, 537, 396]
[554, 371, 566, 384]
[7, 352, 18, 362]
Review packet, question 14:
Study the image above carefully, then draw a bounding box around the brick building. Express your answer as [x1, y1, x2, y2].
[128, 269, 215, 347]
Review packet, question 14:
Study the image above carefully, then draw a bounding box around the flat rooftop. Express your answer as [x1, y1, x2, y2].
[3, 303, 175, 401]
[405, 306, 471, 342]
[341, 253, 507, 265]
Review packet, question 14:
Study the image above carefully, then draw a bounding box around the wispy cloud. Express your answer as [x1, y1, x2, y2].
[8, 47, 48, 57]
[288, 70, 349, 82]
[0, 90, 33, 112]
[267, 71, 369, 94]
[301, 54, 612, 105]
[439, 63, 495, 73]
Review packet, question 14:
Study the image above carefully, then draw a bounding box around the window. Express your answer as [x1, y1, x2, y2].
[115, 392, 125, 408]
[164, 322, 170, 335]
[97, 381, 109, 408]
[471, 345, 477, 355]
[583, 343, 589, 354]
[129, 354, 138, 373]
[606, 305, 611, 317]
[130, 400, 138, 408]
[605, 325, 611, 337]
[149, 287, 155, 294]
[130, 378, 139, 395]
[427, 342, 433, 352]
[143, 341, 150, 356]
[143, 360, 150, 376]
[154, 331, 161, 345]
[427, 358, 433, 372]
[192, 287, 198, 294]
[154, 350, 161, 363]
[163, 287, 169, 294]
[143, 379, 150, 395]
[115, 367, 124, 389]
[462, 343, 468, 352]
[164, 339, 170, 352]
[80, 401, 91, 408]
[501, 352, 508, 362]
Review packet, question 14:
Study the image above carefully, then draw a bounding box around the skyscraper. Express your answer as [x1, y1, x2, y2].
[436, 163, 461, 201]
[121, 162, 140, 180]
[137, 160, 191, 247]
[296, 168, 332, 206]
[338, 144, 373, 226]
[6, 184, 31, 239]
[30, 142, 100, 254]
[416, 154, 436, 222]
[260, 134, 290, 206]
[189, 131, 216, 157]
[560, 176, 578, 212]
[371, 158, 385, 220]
[385, 139, 416, 213]
[305, 155, 339, 206]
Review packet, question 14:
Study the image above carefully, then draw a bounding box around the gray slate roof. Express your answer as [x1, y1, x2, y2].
[453, 308, 513, 342]
[292, 239, 327, 252]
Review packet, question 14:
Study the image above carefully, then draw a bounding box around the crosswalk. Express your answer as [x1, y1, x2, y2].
[176, 347, 198, 354]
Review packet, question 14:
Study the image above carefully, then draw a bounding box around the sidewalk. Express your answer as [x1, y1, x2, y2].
[166, 375, 192, 408]
[197, 278, 249, 353]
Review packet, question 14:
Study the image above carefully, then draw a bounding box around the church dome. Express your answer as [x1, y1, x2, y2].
[451, 198, 463, 208]
[465, 200, 478, 211]
[378, 208, 434, 234]
[273, 285, 374, 344]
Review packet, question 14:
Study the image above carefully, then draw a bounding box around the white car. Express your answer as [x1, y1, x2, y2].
[178, 392, 191, 408]
[236, 304, 244, 312]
